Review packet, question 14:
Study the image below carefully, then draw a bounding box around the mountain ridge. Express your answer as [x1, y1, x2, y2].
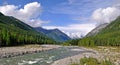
[0, 12, 56, 46]
[86, 23, 109, 37]
[66, 16, 120, 46]
[35, 27, 71, 42]
[79, 16, 120, 46]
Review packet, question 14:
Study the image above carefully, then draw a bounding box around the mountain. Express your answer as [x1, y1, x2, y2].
[86, 23, 109, 37]
[66, 32, 82, 39]
[78, 16, 120, 46]
[0, 13, 35, 31]
[35, 27, 71, 42]
[0, 12, 56, 46]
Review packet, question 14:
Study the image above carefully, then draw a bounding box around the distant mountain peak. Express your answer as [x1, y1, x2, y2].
[52, 28, 64, 33]
[53, 28, 59, 31]
[35, 27, 71, 42]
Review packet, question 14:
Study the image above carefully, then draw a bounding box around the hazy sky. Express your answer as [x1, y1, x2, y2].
[0, 0, 120, 38]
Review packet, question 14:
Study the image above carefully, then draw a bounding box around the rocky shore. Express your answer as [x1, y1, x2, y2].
[0, 45, 119, 65]
[51, 46, 120, 65]
[0, 44, 61, 58]
[51, 51, 99, 65]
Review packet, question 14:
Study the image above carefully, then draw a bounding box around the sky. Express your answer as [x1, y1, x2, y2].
[0, 0, 120, 38]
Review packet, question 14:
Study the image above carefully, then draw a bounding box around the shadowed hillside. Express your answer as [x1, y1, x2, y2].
[0, 12, 56, 46]
[35, 27, 71, 42]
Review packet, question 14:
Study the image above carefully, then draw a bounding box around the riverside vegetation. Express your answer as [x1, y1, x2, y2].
[70, 57, 114, 65]
[70, 46, 120, 65]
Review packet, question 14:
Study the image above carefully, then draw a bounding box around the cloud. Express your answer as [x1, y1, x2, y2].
[0, 2, 47, 27]
[50, 0, 119, 23]
[0, 1, 119, 39]
[45, 0, 120, 38]
[92, 7, 120, 25]
[43, 23, 95, 38]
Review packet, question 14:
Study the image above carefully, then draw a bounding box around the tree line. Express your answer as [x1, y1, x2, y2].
[63, 36, 120, 47]
[0, 25, 56, 47]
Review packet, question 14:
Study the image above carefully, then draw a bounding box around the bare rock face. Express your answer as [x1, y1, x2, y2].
[86, 23, 109, 37]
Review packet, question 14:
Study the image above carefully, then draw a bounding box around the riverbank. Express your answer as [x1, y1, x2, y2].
[0, 45, 119, 65]
[51, 50, 98, 65]
[0, 44, 61, 58]
[51, 46, 120, 65]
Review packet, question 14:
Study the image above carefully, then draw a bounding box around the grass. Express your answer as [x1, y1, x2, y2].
[70, 57, 115, 65]
[91, 46, 120, 52]
[75, 46, 120, 65]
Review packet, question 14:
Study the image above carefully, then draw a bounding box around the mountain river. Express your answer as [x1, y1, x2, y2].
[0, 46, 93, 65]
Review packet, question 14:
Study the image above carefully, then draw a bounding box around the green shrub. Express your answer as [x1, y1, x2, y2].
[70, 57, 115, 65]
[62, 42, 71, 46]
[80, 57, 98, 65]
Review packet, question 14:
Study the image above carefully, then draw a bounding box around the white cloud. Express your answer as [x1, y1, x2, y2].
[92, 7, 120, 25]
[43, 23, 95, 38]
[0, 2, 47, 27]
[0, 1, 119, 39]
[43, 6, 120, 38]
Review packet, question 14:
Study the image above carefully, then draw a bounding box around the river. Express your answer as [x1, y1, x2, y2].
[0, 46, 92, 65]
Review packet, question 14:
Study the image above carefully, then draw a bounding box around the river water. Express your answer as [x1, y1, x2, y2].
[0, 46, 91, 65]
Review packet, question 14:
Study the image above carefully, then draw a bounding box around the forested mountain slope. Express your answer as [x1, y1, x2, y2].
[79, 16, 120, 46]
[0, 12, 56, 46]
[66, 16, 120, 46]
[35, 27, 71, 42]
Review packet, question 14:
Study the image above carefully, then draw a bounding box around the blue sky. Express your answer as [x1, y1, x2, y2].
[0, 0, 120, 38]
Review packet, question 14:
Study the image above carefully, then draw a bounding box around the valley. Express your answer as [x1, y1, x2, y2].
[0, 12, 120, 65]
[0, 0, 120, 65]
